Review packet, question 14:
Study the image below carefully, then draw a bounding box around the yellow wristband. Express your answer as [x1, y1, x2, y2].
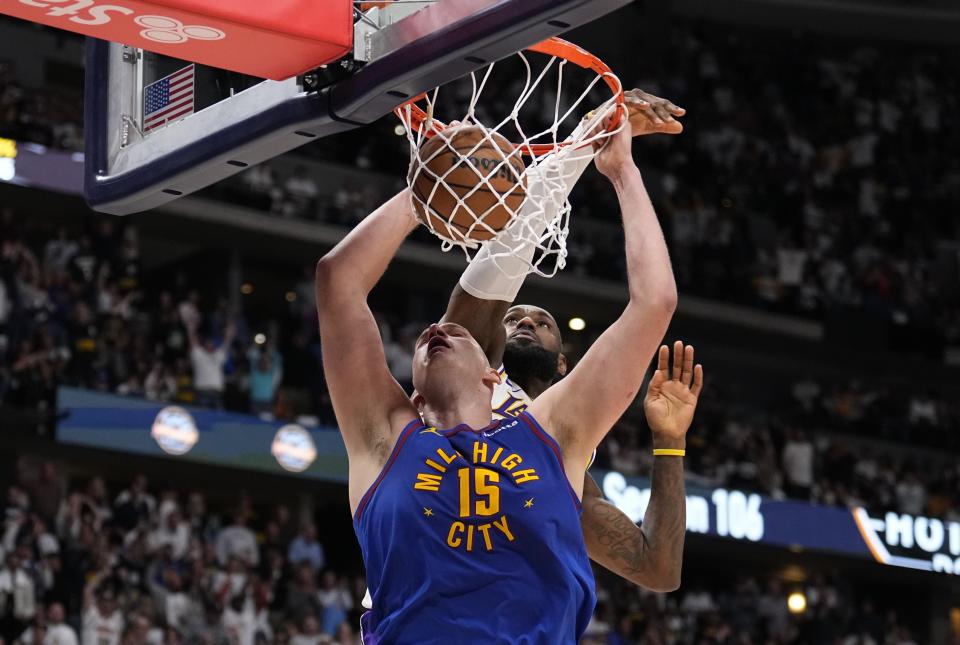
[653, 448, 686, 457]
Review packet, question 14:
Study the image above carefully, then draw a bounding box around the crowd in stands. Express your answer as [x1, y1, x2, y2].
[597, 371, 960, 523]
[0, 457, 364, 644]
[0, 61, 82, 152]
[3, 20, 959, 351]
[209, 23, 960, 356]
[0, 458, 926, 644]
[585, 570, 922, 644]
[0, 208, 326, 430]
[2, 208, 959, 528]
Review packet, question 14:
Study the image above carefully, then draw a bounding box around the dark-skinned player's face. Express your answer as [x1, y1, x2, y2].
[503, 305, 562, 353]
[501, 305, 566, 385]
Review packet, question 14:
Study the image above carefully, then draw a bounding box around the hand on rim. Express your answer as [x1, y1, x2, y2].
[625, 88, 685, 136]
[584, 88, 686, 138]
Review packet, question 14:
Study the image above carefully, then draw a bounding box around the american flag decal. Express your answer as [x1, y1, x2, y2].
[142, 64, 195, 132]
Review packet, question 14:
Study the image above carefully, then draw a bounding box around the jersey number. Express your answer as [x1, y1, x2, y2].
[458, 468, 500, 517]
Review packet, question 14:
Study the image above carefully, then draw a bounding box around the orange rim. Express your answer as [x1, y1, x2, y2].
[395, 36, 624, 156]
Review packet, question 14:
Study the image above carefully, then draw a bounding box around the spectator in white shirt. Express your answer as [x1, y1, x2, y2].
[0, 552, 35, 643]
[215, 513, 258, 568]
[148, 506, 190, 561]
[21, 602, 77, 645]
[186, 318, 235, 409]
[81, 585, 123, 645]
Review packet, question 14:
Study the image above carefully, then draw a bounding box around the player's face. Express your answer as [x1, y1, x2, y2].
[503, 305, 562, 353]
[411, 322, 492, 394]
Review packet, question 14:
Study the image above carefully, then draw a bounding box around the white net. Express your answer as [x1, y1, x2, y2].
[395, 39, 624, 279]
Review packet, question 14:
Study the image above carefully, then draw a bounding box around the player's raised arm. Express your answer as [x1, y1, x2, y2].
[581, 341, 703, 591]
[442, 89, 685, 364]
[528, 119, 678, 473]
[314, 191, 420, 503]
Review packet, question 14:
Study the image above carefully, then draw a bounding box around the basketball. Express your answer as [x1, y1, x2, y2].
[408, 126, 527, 242]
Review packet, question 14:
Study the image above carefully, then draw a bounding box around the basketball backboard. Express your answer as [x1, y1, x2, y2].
[84, 0, 632, 215]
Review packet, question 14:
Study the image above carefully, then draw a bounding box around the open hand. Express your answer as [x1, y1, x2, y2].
[625, 89, 685, 136]
[643, 341, 703, 446]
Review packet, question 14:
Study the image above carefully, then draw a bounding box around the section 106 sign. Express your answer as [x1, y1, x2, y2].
[598, 468, 960, 577]
[602, 470, 764, 542]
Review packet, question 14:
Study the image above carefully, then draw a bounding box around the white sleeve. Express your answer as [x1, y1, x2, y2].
[458, 127, 594, 301]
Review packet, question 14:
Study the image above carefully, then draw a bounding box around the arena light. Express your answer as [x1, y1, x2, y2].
[787, 591, 807, 614]
[394, 124, 406, 136]
[254, 333, 267, 345]
[240, 283, 254, 295]
[568, 317, 586, 331]
[285, 291, 297, 303]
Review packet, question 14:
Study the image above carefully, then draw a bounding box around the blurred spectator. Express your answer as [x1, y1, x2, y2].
[186, 319, 235, 410]
[781, 429, 815, 500]
[316, 572, 352, 636]
[289, 615, 325, 645]
[144, 363, 177, 403]
[279, 167, 319, 219]
[20, 602, 78, 645]
[81, 582, 122, 645]
[247, 344, 282, 418]
[286, 523, 325, 573]
[113, 475, 155, 533]
[0, 551, 36, 642]
[215, 512, 258, 568]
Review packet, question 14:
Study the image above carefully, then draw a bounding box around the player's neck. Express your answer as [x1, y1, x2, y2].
[519, 377, 551, 400]
[421, 389, 492, 431]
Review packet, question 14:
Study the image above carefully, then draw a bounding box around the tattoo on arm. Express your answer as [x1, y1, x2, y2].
[581, 459, 685, 591]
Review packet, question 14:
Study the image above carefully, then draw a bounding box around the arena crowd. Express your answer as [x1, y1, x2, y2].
[0, 460, 925, 644]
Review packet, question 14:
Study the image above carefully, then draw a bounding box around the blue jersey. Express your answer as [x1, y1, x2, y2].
[353, 411, 595, 644]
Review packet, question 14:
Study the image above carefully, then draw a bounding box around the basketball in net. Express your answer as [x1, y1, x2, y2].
[396, 37, 624, 277]
[409, 126, 527, 242]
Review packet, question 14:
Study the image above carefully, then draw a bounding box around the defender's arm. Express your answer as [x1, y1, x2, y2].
[580, 472, 683, 592]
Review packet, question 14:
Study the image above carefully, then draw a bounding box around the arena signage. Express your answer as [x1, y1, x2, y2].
[599, 469, 960, 577]
[2, 0, 353, 80]
[56, 387, 347, 481]
[53, 390, 960, 578]
[852, 508, 960, 575]
[150, 406, 199, 455]
[602, 470, 765, 542]
[0, 137, 16, 182]
[0, 140, 84, 193]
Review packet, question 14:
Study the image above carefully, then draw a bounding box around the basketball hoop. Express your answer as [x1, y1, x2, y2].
[395, 36, 625, 279]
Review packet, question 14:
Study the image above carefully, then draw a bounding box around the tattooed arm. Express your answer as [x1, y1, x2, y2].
[581, 341, 703, 591]
[581, 463, 685, 591]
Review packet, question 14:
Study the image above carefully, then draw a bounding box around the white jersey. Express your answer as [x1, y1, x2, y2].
[491, 366, 533, 419]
